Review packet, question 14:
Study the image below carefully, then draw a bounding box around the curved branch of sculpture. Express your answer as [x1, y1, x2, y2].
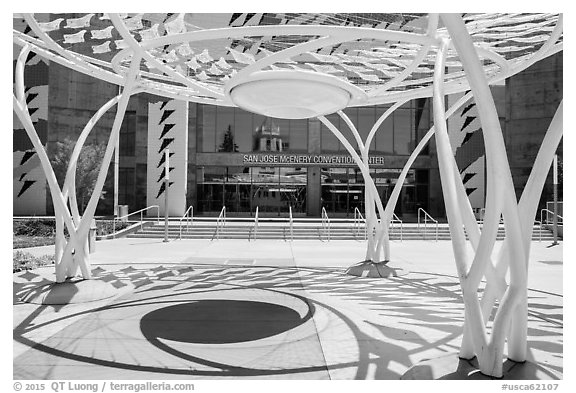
[363, 100, 408, 260]
[468, 100, 564, 361]
[318, 115, 387, 262]
[69, 54, 144, 264]
[13, 46, 81, 281]
[432, 36, 505, 373]
[62, 87, 145, 224]
[368, 14, 439, 97]
[14, 29, 225, 106]
[442, 13, 532, 376]
[58, 54, 143, 281]
[233, 35, 345, 84]
[14, 46, 78, 237]
[139, 24, 438, 52]
[336, 111, 377, 260]
[22, 14, 123, 86]
[109, 14, 224, 99]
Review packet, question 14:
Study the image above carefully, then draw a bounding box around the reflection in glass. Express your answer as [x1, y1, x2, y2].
[321, 113, 340, 152]
[234, 110, 253, 152]
[374, 105, 394, 154]
[415, 98, 431, 155]
[321, 167, 350, 216]
[224, 167, 250, 212]
[290, 119, 308, 152]
[251, 167, 279, 214]
[358, 107, 374, 150]
[198, 105, 310, 153]
[217, 107, 236, 152]
[394, 106, 413, 155]
[196, 166, 225, 212]
[280, 167, 307, 214]
[201, 105, 216, 152]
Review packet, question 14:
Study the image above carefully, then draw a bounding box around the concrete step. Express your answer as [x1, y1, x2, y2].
[127, 223, 552, 241]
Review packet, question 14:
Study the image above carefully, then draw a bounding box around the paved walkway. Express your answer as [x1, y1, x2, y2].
[14, 239, 563, 379]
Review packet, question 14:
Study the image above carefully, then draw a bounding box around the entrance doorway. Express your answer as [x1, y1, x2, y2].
[196, 166, 307, 216]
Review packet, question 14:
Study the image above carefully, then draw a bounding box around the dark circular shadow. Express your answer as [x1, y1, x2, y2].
[140, 300, 310, 344]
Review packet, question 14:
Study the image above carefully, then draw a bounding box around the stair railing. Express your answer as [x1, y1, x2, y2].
[289, 206, 293, 242]
[417, 208, 438, 242]
[534, 219, 542, 242]
[178, 206, 193, 240]
[353, 207, 367, 240]
[540, 208, 563, 226]
[476, 209, 542, 241]
[113, 205, 160, 238]
[216, 206, 226, 240]
[478, 208, 504, 224]
[253, 206, 259, 241]
[321, 207, 331, 241]
[391, 212, 403, 242]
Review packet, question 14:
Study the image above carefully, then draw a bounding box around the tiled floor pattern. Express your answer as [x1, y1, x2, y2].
[13, 264, 563, 380]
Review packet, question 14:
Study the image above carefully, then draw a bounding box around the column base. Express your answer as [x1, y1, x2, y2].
[401, 354, 560, 380]
[15, 267, 134, 305]
[345, 260, 408, 278]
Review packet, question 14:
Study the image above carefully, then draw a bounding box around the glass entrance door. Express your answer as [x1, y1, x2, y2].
[279, 167, 307, 215]
[321, 167, 348, 216]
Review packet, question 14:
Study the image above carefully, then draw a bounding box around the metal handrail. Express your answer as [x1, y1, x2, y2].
[113, 205, 160, 238]
[391, 212, 403, 242]
[253, 206, 259, 241]
[321, 207, 331, 241]
[476, 211, 543, 242]
[178, 206, 193, 239]
[478, 208, 504, 224]
[353, 207, 367, 240]
[216, 206, 226, 240]
[534, 219, 542, 242]
[540, 209, 563, 226]
[417, 207, 438, 241]
[289, 206, 293, 242]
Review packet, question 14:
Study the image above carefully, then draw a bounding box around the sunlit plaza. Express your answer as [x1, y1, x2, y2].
[12, 12, 563, 382]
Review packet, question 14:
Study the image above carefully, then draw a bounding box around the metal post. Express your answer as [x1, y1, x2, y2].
[114, 86, 120, 219]
[163, 149, 170, 243]
[552, 154, 558, 245]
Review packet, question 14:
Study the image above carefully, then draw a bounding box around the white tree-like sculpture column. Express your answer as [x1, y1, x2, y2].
[317, 92, 478, 276]
[407, 14, 564, 378]
[13, 44, 143, 292]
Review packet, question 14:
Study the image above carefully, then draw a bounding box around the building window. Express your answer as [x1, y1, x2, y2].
[374, 105, 394, 154]
[198, 104, 308, 153]
[119, 111, 136, 156]
[201, 104, 217, 152]
[318, 100, 431, 156]
[118, 167, 135, 207]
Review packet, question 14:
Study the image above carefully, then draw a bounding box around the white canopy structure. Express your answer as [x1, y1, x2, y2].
[13, 13, 562, 378]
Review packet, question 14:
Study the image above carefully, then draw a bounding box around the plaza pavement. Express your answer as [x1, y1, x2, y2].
[13, 238, 563, 380]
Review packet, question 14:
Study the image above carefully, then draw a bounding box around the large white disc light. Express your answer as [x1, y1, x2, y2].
[227, 70, 366, 119]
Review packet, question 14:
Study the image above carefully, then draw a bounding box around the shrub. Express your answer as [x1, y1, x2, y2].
[95, 220, 130, 236]
[13, 250, 55, 272]
[13, 218, 131, 243]
[13, 219, 56, 237]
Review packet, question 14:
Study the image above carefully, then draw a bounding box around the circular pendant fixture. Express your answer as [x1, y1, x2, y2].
[226, 70, 366, 119]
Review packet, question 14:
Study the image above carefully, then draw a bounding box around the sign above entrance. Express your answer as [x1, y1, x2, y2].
[242, 153, 387, 166]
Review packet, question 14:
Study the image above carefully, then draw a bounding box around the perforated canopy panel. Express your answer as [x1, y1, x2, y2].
[14, 13, 562, 107]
